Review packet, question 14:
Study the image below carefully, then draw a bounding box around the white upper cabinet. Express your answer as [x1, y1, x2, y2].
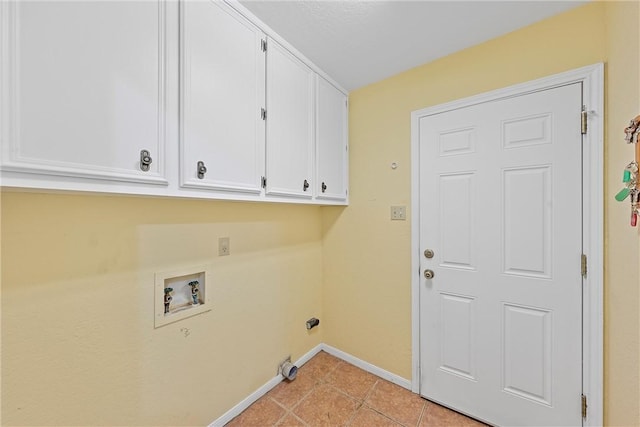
[315, 76, 348, 201]
[180, 1, 265, 194]
[265, 38, 315, 199]
[0, 1, 168, 185]
[0, 0, 348, 205]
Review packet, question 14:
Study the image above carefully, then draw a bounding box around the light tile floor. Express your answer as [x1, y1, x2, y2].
[226, 351, 486, 427]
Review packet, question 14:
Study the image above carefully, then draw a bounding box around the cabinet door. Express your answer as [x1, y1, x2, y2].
[265, 39, 314, 199]
[0, 1, 168, 184]
[180, 1, 265, 193]
[316, 77, 348, 202]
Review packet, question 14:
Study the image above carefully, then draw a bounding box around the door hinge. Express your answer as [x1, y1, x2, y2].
[581, 106, 588, 135]
[261, 39, 267, 52]
[261, 176, 267, 188]
[261, 108, 267, 121]
[582, 394, 588, 419]
[581, 254, 588, 278]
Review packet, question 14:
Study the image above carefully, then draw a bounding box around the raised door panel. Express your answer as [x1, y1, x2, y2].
[180, 0, 265, 193]
[265, 39, 314, 199]
[315, 76, 348, 201]
[1, 1, 168, 184]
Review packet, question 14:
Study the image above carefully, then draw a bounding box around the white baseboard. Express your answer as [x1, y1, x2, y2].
[209, 374, 283, 427]
[209, 344, 324, 427]
[209, 343, 412, 426]
[320, 344, 412, 390]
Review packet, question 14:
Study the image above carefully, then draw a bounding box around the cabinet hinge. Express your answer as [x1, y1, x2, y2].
[581, 394, 588, 419]
[581, 106, 588, 135]
[261, 176, 267, 188]
[261, 39, 267, 52]
[261, 108, 267, 121]
[581, 253, 588, 278]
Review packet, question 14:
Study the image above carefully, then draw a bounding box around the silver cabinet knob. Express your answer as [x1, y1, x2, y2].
[140, 149, 152, 172]
[424, 269, 435, 279]
[197, 161, 207, 179]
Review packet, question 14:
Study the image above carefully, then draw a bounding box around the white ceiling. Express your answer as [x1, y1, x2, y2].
[239, 0, 587, 91]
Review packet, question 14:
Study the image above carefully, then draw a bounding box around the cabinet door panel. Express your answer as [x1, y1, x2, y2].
[180, 0, 265, 193]
[1, 1, 167, 184]
[265, 39, 314, 198]
[316, 77, 348, 201]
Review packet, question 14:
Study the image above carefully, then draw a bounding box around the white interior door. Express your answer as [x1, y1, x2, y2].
[419, 83, 583, 426]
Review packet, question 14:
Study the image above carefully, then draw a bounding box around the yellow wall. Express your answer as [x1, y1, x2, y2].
[1, 193, 324, 425]
[323, 1, 639, 425]
[604, 1, 640, 424]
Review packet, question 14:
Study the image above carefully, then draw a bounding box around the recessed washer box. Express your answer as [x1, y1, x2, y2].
[154, 265, 211, 328]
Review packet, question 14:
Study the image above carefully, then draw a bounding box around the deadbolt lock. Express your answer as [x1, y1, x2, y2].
[424, 249, 434, 259]
[424, 269, 435, 279]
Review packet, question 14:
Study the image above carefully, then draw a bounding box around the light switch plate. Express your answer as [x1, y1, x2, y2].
[390, 206, 406, 220]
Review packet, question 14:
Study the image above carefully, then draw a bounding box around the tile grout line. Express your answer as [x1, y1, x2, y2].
[269, 396, 290, 412]
[269, 396, 310, 427]
[286, 359, 342, 418]
[277, 409, 309, 427]
[268, 396, 299, 427]
[358, 379, 408, 427]
[361, 378, 379, 404]
[365, 405, 407, 427]
[271, 405, 288, 427]
[360, 380, 424, 427]
[343, 377, 381, 427]
[344, 379, 384, 426]
[416, 400, 428, 427]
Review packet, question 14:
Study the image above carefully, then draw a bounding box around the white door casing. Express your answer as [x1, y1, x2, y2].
[411, 64, 604, 426]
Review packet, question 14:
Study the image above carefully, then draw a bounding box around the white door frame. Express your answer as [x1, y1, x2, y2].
[410, 63, 604, 426]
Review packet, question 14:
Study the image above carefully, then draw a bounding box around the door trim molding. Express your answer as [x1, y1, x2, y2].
[410, 63, 604, 426]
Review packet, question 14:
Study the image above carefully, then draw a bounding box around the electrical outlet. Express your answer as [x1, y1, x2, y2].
[390, 205, 406, 220]
[218, 237, 230, 256]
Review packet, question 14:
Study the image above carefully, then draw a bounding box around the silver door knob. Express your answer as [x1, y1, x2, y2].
[424, 269, 435, 279]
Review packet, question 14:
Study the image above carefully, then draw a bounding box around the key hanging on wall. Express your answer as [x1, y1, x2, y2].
[616, 115, 640, 226]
